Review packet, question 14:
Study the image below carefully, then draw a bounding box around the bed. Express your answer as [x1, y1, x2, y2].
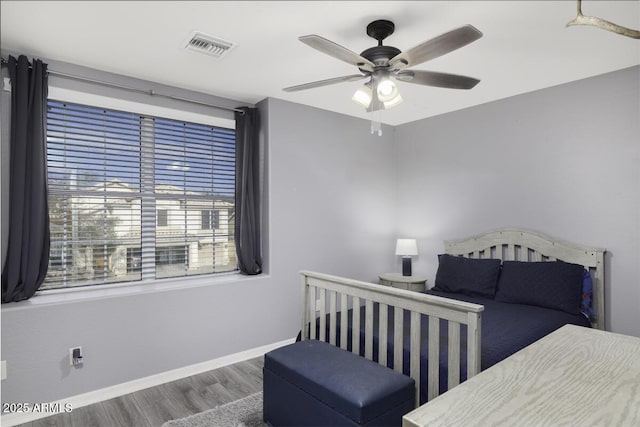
[299, 228, 606, 407]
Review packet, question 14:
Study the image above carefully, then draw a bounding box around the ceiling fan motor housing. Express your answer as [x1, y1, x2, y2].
[360, 45, 401, 66]
[361, 20, 401, 67]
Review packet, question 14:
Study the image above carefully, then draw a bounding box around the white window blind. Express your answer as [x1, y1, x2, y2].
[44, 99, 236, 290]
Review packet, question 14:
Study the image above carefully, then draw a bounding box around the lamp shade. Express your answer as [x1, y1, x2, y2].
[395, 238, 418, 256]
[352, 84, 372, 108]
[377, 78, 400, 102]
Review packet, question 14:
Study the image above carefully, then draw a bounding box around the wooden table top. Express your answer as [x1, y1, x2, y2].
[403, 324, 640, 427]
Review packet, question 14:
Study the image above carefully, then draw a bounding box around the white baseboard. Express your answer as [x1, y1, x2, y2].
[0, 338, 295, 427]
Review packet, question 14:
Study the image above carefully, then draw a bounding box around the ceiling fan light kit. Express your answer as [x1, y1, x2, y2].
[351, 83, 372, 108]
[377, 78, 399, 101]
[284, 19, 483, 135]
[351, 72, 403, 110]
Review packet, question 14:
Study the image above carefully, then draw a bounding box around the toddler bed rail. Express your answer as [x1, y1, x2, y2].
[300, 271, 484, 406]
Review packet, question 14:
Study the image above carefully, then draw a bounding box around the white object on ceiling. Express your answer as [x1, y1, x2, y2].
[1, 1, 638, 126]
[184, 31, 236, 59]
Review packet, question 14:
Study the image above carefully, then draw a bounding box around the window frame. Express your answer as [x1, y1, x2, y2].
[40, 86, 238, 294]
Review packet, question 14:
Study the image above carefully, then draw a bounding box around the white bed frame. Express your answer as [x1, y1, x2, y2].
[300, 228, 606, 407]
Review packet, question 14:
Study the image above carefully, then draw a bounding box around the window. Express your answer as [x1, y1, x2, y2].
[156, 246, 188, 266]
[157, 209, 168, 227]
[43, 99, 237, 290]
[201, 209, 219, 230]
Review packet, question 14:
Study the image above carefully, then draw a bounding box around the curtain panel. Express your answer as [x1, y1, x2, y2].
[1, 55, 50, 302]
[234, 107, 262, 275]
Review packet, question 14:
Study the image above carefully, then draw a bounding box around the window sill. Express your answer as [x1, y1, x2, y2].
[0, 272, 269, 311]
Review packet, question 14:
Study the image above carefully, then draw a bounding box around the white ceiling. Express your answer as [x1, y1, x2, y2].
[1, 1, 638, 125]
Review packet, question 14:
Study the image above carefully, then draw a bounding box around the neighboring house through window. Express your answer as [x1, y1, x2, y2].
[43, 99, 237, 290]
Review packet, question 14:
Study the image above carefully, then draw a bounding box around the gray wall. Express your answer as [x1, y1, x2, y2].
[395, 66, 639, 337]
[0, 64, 396, 403]
[265, 97, 396, 283]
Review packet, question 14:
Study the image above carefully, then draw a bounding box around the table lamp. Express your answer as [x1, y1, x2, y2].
[395, 238, 418, 276]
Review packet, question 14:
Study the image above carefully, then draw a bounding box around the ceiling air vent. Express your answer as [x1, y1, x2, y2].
[184, 31, 236, 58]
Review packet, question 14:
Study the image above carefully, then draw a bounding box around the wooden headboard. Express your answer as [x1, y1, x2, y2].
[444, 228, 606, 330]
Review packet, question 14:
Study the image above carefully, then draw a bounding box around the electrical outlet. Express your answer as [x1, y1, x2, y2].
[69, 347, 83, 366]
[1, 361, 6, 380]
[3, 77, 11, 92]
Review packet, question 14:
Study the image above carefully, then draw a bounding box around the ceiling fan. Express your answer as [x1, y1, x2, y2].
[283, 20, 483, 112]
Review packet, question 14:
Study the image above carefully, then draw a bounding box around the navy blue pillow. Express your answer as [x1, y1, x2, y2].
[495, 261, 584, 315]
[433, 254, 501, 298]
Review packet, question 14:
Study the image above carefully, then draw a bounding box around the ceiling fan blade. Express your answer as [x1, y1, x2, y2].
[299, 35, 375, 71]
[283, 74, 368, 92]
[389, 25, 482, 69]
[395, 70, 480, 89]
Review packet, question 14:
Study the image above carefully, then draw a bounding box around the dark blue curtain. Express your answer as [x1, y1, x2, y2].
[1, 55, 50, 302]
[234, 107, 262, 275]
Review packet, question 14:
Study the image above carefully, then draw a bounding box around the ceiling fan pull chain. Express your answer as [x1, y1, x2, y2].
[370, 110, 383, 136]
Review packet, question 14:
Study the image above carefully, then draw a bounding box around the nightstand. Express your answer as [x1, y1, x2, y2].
[378, 273, 427, 292]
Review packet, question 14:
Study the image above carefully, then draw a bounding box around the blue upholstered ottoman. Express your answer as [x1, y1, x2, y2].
[263, 340, 415, 426]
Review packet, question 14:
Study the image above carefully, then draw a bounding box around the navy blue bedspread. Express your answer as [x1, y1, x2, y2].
[426, 290, 591, 369]
[314, 290, 590, 404]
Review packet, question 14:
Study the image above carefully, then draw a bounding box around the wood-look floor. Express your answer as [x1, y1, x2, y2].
[18, 357, 264, 427]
